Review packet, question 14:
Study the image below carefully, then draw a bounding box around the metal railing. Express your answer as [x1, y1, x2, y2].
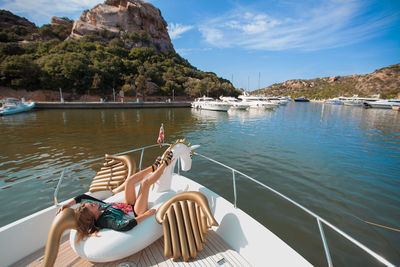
[52, 143, 170, 205]
[0, 144, 395, 266]
[193, 152, 395, 267]
[0, 144, 170, 204]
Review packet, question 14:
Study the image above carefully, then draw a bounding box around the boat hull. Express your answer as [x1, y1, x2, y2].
[0, 174, 311, 267]
[294, 98, 309, 102]
[343, 101, 363, 106]
[193, 104, 230, 111]
[0, 102, 35, 115]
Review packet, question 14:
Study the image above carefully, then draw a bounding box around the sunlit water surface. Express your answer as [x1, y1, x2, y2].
[1, 103, 399, 266]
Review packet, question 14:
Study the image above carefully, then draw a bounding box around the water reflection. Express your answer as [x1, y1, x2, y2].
[190, 108, 229, 121]
[228, 108, 275, 123]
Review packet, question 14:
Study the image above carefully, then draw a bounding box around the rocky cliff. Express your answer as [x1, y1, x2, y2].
[69, 0, 174, 52]
[254, 63, 400, 99]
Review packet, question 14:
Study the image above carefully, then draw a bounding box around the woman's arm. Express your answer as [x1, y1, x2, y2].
[56, 194, 104, 215]
[55, 198, 76, 215]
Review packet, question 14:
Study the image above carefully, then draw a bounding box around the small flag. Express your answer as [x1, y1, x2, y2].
[157, 123, 164, 147]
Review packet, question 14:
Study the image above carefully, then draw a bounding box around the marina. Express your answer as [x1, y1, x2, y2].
[0, 0, 399, 265]
[1, 103, 399, 266]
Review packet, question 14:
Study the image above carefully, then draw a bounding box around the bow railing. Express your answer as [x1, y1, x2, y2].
[0, 144, 395, 266]
[193, 151, 395, 267]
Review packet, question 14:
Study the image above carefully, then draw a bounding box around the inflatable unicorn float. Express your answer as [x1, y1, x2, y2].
[43, 139, 217, 266]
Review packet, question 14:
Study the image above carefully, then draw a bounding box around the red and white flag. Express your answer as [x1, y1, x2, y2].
[157, 123, 164, 147]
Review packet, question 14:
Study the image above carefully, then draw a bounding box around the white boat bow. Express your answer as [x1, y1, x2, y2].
[0, 142, 395, 267]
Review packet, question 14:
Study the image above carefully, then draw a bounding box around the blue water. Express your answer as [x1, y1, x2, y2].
[0, 103, 399, 266]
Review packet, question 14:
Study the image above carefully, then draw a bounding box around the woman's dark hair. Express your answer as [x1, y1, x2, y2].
[75, 203, 101, 244]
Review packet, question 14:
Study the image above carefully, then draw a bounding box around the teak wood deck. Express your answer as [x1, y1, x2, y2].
[13, 230, 251, 267]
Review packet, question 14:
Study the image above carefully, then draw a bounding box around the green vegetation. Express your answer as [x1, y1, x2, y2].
[0, 11, 239, 98]
[0, 36, 239, 98]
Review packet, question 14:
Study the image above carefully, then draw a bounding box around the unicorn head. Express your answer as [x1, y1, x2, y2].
[154, 139, 200, 192]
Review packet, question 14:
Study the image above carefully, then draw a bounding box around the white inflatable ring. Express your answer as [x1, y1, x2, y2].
[69, 189, 176, 262]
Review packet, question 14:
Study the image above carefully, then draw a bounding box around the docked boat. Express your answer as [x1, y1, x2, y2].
[0, 141, 395, 267]
[324, 98, 343, 105]
[219, 96, 248, 110]
[263, 97, 289, 105]
[238, 94, 277, 109]
[363, 99, 400, 109]
[0, 98, 35, 115]
[191, 96, 231, 111]
[343, 99, 363, 106]
[294, 97, 310, 102]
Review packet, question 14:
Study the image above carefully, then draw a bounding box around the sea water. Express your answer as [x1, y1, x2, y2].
[1, 103, 399, 266]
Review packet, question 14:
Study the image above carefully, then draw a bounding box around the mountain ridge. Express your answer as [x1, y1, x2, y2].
[253, 63, 400, 99]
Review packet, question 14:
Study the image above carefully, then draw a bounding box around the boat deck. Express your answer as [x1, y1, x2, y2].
[12, 230, 250, 267]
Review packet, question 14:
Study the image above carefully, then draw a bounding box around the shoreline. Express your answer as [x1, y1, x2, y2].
[34, 101, 191, 109]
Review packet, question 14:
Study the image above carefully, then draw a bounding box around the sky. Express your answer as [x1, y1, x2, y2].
[1, 0, 399, 91]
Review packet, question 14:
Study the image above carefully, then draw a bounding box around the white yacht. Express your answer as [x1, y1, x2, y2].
[191, 96, 231, 111]
[238, 95, 277, 109]
[0, 97, 35, 115]
[324, 98, 343, 105]
[0, 141, 395, 267]
[364, 99, 400, 109]
[266, 97, 289, 105]
[343, 99, 363, 106]
[219, 96, 248, 110]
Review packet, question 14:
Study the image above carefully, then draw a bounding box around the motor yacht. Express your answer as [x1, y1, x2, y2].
[343, 99, 363, 106]
[363, 99, 400, 109]
[219, 96, 248, 110]
[294, 97, 310, 102]
[324, 98, 343, 105]
[0, 98, 35, 115]
[263, 97, 289, 105]
[191, 96, 231, 111]
[238, 95, 277, 109]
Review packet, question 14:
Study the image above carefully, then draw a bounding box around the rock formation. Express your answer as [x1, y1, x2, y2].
[51, 16, 73, 26]
[254, 63, 400, 99]
[69, 0, 174, 52]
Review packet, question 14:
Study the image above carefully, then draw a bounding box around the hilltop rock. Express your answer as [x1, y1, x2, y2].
[51, 16, 73, 25]
[69, 0, 174, 52]
[254, 63, 400, 99]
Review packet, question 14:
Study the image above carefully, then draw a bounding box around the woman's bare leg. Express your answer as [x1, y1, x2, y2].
[124, 166, 153, 205]
[134, 162, 168, 215]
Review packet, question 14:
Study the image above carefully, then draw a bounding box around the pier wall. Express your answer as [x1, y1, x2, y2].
[35, 102, 191, 109]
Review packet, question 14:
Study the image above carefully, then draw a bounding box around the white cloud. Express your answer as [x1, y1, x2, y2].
[168, 23, 194, 40]
[198, 0, 396, 51]
[0, 0, 104, 25]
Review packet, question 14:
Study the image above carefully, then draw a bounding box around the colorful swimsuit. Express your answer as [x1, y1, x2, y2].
[74, 194, 138, 232]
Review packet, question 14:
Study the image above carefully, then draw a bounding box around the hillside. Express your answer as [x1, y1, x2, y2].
[253, 63, 400, 99]
[0, 10, 73, 42]
[0, 1, 239, 101]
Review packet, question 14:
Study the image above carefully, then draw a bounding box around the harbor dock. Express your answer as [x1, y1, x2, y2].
[35, 101, 191, 109]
